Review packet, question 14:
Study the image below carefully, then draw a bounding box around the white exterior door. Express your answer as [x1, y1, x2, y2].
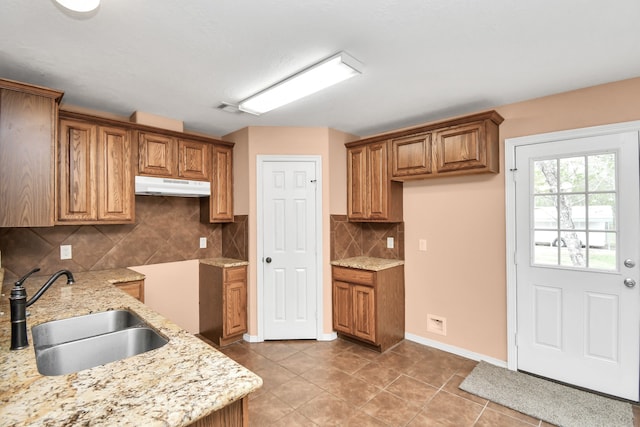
[514, 131, 640, 401]
[261, 159, 318, 339]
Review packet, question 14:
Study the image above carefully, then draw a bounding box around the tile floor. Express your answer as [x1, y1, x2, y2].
[206, 338, 640, 426]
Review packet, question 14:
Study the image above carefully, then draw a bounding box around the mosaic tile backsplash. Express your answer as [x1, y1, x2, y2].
[0, 196, 248, 282]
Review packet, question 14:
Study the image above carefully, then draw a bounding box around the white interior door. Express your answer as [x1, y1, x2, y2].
[514, 131, 640, 401]
[261, 159, 318, 340]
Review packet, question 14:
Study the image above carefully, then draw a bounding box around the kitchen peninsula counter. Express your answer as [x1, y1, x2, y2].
[0, 268, 262, 426]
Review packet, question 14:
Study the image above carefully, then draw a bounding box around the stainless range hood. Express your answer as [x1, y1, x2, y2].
[134, 176, 211, 197]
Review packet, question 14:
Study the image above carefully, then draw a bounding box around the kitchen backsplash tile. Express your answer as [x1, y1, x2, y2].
[330, 215, 404, 261]
[0, 196, 225, 282]
[222, 215, 248, 261]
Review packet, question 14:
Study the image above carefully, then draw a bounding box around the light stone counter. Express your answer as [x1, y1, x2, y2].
[0, 268, 262, 426]
[200, 258, 249, 268]
[331, 256, 405, 271]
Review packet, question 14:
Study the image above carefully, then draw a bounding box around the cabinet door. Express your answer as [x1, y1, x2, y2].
[97, 126, 133, 221]
[178, 139, 210, 181]
[434, 122, 487, 173]
[58, 119, 98, 221]
[367, 142, 389, 219]
[224, 280, 247, 337]
[392, 133, 432, 178]
[352, 285, 376, 342]
[333, 281, 353, 334]
[208, 145, 234, 222]
[138, 132, 176, 176]
[347, 146, 367, 220]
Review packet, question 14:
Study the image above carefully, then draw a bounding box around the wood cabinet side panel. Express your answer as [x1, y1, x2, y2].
[187, 397, 248, 427]
[115, 280, 145, 302]
[199, 264, 225, 341]
[374, 266, 405, 351]
[0, 89, 55, 227]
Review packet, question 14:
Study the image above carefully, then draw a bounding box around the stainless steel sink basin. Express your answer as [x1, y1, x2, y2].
[32, 309, 147, 347]
[31, 309, 168, 376]
[34, 327, 168, 376]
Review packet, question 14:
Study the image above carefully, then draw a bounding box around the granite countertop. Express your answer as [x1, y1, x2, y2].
[200, 257, 249, 268]
[0, 268, 262, 426]
[331, 256, 405, 271]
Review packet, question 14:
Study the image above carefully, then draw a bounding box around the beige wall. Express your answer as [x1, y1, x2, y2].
[224, 126, 355, 336]
[402, 77, 640, 360]
[130, 260, 200, 334]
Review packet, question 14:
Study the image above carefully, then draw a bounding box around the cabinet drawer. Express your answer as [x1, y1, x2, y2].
[332, 267, 374, 286]
[225, 266, 246, 282]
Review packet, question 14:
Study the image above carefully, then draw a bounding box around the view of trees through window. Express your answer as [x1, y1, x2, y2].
[532, 153, 617, 270]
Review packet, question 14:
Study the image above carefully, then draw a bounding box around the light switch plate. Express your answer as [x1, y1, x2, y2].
[386, 237, 394, 249]
[60, 245, 72, 260]
[199, 237, 207, 249]
[419, 239, 427, 251]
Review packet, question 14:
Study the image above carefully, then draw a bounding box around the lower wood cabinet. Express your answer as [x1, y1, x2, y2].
[115, 279, 145, 302]
[332, 265, 404, 352]
[199, 263, 247, 346]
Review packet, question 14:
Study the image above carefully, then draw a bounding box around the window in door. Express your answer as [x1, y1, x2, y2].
[532, 152, 617, 271]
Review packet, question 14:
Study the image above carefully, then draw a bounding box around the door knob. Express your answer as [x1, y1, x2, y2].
[624, 278, 636, 288]
[265, 257, 272, 263]
[624, 259, 636, 268]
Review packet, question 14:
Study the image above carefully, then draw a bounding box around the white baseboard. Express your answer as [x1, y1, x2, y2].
[242, 333, 261, 343]
[404, 332, 507, 368]
[317, 332, 338, 341]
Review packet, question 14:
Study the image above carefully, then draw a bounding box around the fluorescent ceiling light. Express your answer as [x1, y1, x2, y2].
[55, 0, 100, 12]
[238, 52, 362, 115]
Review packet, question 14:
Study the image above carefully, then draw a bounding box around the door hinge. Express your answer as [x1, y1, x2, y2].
[513, 251, 517, 265]
[514, 332, 518, 346]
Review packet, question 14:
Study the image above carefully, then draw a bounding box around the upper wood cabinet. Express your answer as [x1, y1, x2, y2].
[346, 141, 403, 222]
[137, 132, 175, 177]
[391, 133, 432, 178]
[201, 144, 233, 223]
[387, 111, 503, 180]
[0, 79, 63, 227]
[178, 139, 210, 181]
[58, 116, 134, 224]
[138, 132, 211, 181]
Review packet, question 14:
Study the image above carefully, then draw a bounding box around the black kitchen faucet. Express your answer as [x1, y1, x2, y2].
[9, 268, 75, 350]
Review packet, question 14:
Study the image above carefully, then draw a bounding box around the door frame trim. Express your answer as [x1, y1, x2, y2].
[505, 120, 640, 371]
[256, 155, 323, 341]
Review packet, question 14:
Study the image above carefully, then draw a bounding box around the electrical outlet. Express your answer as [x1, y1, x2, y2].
[387, 237, 394, 249]
[427, 314, 447, 336]
[199, 237, 207, 249]
[60, 245, 72, 260]
[419, 239, 427, 251]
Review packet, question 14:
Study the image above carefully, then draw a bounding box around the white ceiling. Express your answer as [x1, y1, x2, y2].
[1, 1, 639, 138]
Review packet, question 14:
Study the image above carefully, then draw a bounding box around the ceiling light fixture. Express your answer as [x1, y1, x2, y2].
[55, 0, 100, 13]
[238, 51, 362, 115]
